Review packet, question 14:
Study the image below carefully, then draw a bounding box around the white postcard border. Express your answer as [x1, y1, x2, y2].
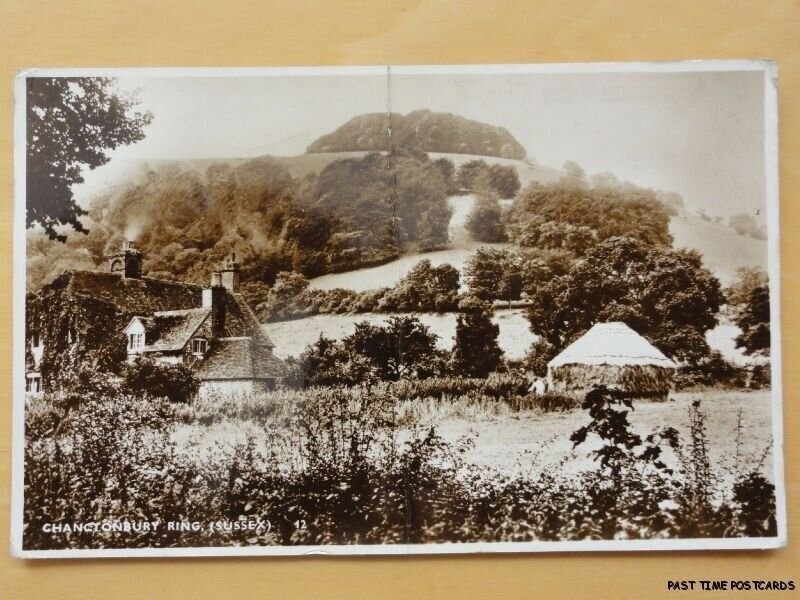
[10, 60, 786, 559]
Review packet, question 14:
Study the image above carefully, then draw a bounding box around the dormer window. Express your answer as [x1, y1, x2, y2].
[128, 333, 144, 350]
[191, 338, 208, 356]
[124, 317, 148, 354]
[67, 326, 77, 344]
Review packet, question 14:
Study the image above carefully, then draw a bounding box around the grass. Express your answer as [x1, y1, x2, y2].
[172, 388, 773, 487]
[670, 211, 767, 285]
[24, 383, 777, 549]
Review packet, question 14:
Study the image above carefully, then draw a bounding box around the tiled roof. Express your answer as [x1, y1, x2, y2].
[141, 308, 211, 353]
[194, 337, 284, 380]
[228, 293, 275, 348]
[38, 269, 284, 380]
[52, 270, 203, 313]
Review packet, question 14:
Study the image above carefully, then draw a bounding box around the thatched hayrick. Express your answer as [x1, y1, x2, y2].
[547, 322, 677, 401]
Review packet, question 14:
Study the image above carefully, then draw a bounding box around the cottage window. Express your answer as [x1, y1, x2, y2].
[26, 374, 42, 393]
[128, 333, 144, 350]
[191, 338, 208, 356]
[67, 326, 77, 344]
[30, 330, 41, 348]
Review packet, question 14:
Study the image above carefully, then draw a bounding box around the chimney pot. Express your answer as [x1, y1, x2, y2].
[203, 272, 227, 336]
[220, 253, 241, 292]
[111, 240, 142, 278]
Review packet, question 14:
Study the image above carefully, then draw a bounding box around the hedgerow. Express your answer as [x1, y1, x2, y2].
[23, 385, 776, 550]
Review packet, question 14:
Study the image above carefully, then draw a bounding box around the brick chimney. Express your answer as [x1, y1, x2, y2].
[202, 272, 227, 337]
[220, 252, 240, 292]
[110, 241, 142, 279]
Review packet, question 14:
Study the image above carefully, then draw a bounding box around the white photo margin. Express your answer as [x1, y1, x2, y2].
[10, 60, 785, 558]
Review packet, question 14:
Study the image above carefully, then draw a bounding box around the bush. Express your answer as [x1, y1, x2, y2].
[121, 356, 200, 403]
[672, 351, 766, 390]
[23, 381, 777, 550]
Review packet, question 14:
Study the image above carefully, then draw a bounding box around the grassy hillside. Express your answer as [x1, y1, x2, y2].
[670, 211, 768, 284]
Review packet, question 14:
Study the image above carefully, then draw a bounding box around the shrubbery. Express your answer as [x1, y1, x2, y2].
[23, 383, 776, 550]
[121, 356, 200, 404]
[672, 352, 771, 391]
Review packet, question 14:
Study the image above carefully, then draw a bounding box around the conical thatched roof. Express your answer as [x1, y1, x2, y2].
[548, 322, 676, 369]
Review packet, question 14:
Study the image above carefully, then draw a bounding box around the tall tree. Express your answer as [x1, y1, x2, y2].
[526, 237, 724, 364]
[734, 285, 771, 356]
[451, 296, 503, 377]
[27, 77, 153, 240]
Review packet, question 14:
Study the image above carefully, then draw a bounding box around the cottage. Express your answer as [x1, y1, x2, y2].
[547, 322, 677, 401]
[25, 242, 283, 396]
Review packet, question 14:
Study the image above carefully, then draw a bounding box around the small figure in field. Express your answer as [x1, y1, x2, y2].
[529, 377, 547, 396]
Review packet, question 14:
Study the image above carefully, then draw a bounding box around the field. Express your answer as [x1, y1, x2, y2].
[174, 389, 774, 488]
[670, 211, 768, 285]
[429, 390, 773, 478]
[26, 379, 778, 549]
[264, 311, 746, 369]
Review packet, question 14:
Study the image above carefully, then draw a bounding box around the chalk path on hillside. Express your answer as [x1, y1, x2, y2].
[308, 195, 510, 292]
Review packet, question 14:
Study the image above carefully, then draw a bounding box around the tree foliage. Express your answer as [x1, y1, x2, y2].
[463, 247, 522, 305]
[488, 163, 521, 199]
[451, 297, 503, 378]
[121, 355, 199, 403]
[379, 259, 460, 313]
[299, 317, 441, 387]
[465, 192, 507, 243]
[725, 267, 768, 313]
[506, 178, 674, 254]
[734, 285, 770, 356]
[26, 150, 452, 292]
[27, 77, 153, 240]
[729, 213, 767, 241]
[526, 237, 724, 364]
[456, 159, 520, 199]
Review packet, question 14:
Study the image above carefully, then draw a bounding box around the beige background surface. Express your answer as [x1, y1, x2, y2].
[0, 1, 797, 598]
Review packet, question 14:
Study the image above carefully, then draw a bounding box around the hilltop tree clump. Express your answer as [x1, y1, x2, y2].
[526, 237, 724, 365]
[307, 109, 526, 159]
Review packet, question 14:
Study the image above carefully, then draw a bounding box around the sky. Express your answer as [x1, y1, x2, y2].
[74, 67, 767, 217]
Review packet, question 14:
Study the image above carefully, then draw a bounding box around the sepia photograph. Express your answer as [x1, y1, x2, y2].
[12, 62, 784, 557]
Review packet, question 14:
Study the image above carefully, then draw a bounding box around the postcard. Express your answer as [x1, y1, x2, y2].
[12, 62, 784, 557]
